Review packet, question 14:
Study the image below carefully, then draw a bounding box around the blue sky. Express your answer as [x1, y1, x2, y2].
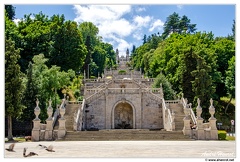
[11, 4, 235, 56]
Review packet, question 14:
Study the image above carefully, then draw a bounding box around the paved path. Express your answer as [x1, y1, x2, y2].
[4, 140, 236, 158]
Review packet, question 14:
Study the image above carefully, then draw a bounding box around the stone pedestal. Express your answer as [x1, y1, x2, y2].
[32, 119, 41, 141]
[58, 119, 66, 139]
[182, 116, 191, 136]
[209, 118, 218, 140]
[196, 118, 205, 140]
[45, 120, 53, 140]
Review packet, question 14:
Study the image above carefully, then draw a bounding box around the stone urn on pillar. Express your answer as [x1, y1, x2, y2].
[196, 98, 204, 139]
[208, 98, 218, 139]
[34, 98, 41, 120]
[45, 98, 53, 140]
[196, 98, 203, 120]
[32, 98, 41, 141]
[209, 98, 216, 120]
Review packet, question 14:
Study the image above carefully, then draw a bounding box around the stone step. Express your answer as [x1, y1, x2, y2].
[59, 130, 193, 141]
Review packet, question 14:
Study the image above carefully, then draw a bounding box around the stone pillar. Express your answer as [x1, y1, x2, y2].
[171, 110, 175, 131]
[196, 98, 205, 140]
[58, 99, 66, 139]
[159, 83, 164, 98]
[32, 99, 41, 142]
[45, 99, 53, 140]
[182, 106, 191, 136]
[208, 98, 218, 140]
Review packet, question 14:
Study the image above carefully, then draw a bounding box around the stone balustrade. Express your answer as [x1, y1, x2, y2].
[31, 97, 67, 141]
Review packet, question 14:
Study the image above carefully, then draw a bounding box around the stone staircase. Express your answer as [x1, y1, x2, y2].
[65, 103, 81, 131]
[168, 103, 185, 131]
[59, 129, 193, 141]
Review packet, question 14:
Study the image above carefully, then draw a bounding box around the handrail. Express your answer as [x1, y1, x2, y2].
[85, 87, 106, 104]
[167, 108, 173, 129]
[52, 108, 59, 127]
[190, 108, 197, 125]
[52, 99, 65, 128]
[74, 99, 85, 131]
[181, 97, 197, 125]
[181, 97, 187, 108]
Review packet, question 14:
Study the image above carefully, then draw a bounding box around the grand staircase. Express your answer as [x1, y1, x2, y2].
[167, 103, 185, 131]
[59, 129, 193, 141]
[65, 103, 81, 131]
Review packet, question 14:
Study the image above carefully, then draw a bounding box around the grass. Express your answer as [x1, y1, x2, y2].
[5, 137, 30, 143]
[220, 97, 235, 106]
[226, 135, 235, 141]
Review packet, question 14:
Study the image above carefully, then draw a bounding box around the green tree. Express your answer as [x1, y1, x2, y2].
[152, 73, 176, 100]
[214, 38, 235, 98]
[48, 17, 87, 72]
[21, 62, 38, 122]
[5, 5, 15, 20]
[5, 38, 26, 141]
[224, 56, 235, 113]
[17, 12, 51, 72]
[162, 12, 196, 39]
[31, 54, 75, 120]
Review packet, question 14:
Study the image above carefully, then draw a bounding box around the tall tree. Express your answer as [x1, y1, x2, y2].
[224, 56, 235, 114]
[162, 12, 196, 39]
[21, 62, 38, 122]
[5, 38, 26, 141]
[48, 16, 87, 72]
[5, 5, 15, 20]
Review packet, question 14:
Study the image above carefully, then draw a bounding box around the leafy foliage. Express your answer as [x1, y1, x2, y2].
[5, 38, 26, 140]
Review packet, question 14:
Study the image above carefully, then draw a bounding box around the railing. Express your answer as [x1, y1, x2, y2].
[52, 99, 65, 127]
[52, 108, 59, 128]
[181, 97, 197, 126]
[85, 87, 106, 104]
[167, 108, 174, 131]
[190, 108, 197, 125]
[74, 99, 85, 131]
[162, 98, 174, 131]
[165, 100, 181, 104]
[181, 97, 187, 108]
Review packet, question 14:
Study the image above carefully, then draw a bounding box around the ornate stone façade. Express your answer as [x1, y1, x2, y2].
[32, 49, 218, 141]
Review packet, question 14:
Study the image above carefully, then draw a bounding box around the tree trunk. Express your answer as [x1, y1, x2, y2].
[7, 115, 14, 141]
[225, 96, 232, 114]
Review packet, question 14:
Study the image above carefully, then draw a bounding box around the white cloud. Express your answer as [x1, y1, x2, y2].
[149, 19, 164, 32]
[73, 5, 164, 56]
[177, 5, 183, 10]
[99, 18, 134, 38]
[13, 18, 21, 25]
[133, 15, 152, 27]
[73, 5, 133, 55]
[136, 7, 146, 12]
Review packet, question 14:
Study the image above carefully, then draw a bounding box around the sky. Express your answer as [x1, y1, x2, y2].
[11, 4, 235, 56]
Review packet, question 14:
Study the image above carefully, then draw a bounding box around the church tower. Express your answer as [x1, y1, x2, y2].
[126, 48, 129, 61]
[116, 49, 119, 63]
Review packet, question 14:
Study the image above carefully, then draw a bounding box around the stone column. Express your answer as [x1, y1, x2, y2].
[32, 99, 41, 141]
[208, 98, 218, 140]
[196, 98, 205, 140]
[45, 99, 53, 140]
[58, 99, 66, 139]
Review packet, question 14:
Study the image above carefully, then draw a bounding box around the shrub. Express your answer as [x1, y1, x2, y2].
[218, 130, 227, 140]
[118, 70, 126, 75]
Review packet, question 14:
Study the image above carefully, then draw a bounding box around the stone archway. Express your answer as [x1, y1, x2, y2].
[114, 102, 133, 129]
